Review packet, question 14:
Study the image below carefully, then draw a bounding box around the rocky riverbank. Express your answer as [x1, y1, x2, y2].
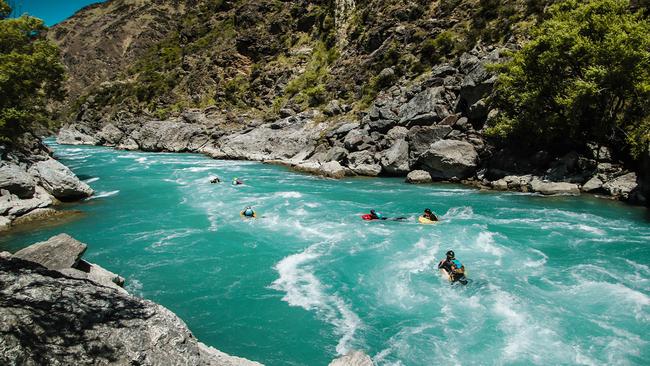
[0, 234, 261, 366]
[58, 44, 648, 206]
[0, 133, 94, 231]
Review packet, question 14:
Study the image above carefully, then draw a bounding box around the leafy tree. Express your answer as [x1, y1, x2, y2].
[0, 0, 65, 141]
[489, 0, 650, 158]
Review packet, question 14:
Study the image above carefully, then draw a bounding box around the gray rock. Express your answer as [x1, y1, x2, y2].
[418, 140, 478, 179]
[379, 139, 409, 175]
[320, 161, 346, 179]
[5, 186, 54, 217]
[325, 146, 349, 163]
[13, 233, 87, 270]
[582, 176, 604, 193]
[0, 256, 262, 366]
[344, 129, 366, 150]
[332, 122, 360, 137]
[57, 125, 100, 145]
[329, 350, 373, 366]
[349, 163, 382, 176]
[399, 86, 449, 126]
[529, 178, 580, 195]
[367, 119, 398, 133]
[491, 179, 509, 190]
[59, 259, 126, 293]
[96, 123, 125, 146]
[603, 172, 638, 200]
[0, 163, 36, 198]
[31, 158, 93, 200]
[406, 170, 432, 184]
[406, 125, 453, 163]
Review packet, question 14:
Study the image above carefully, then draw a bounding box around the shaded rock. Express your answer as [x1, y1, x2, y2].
[331, 122, 359, 138]
[406, 170, 432, 184]
[0, 163, 36, 198]
[529, 178, 580, 195]
[367, 119, 397, 133]
[59, 259, 126, 293]
[344, 129, 366, 150]
[329, 350, 373, 366]
[399, 86, 449, 126]
[4, 186, 54, 218]
[30, 158, 93, 200]
[325, 146, 349, 163]
[582, 176, 604, 193]
[418, 140, 478, 179]
[603, 172, 638, 200]
[0, 256, 262, 366]
[13, 233, 87, 270]
[406, 125, 453, 164]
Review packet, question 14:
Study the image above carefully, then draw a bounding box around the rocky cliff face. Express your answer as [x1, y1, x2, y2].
[0, 134, 93, 231]
[0, 234, 262, 366]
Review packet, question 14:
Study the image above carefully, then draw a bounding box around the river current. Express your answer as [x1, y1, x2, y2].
[2, 140, 649, 365]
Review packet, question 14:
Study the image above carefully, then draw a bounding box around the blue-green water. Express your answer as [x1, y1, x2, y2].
[2, 141, 649, 365]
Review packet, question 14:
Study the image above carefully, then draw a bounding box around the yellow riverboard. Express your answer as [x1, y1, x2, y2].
[418, 216, 436, 224]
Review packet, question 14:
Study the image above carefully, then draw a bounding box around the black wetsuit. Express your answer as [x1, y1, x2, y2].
[438, 259, 467, 284]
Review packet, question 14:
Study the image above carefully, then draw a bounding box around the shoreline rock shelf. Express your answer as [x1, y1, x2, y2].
[0, 234, 264, 366]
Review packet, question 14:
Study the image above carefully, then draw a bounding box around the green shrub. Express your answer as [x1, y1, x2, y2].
[489, 0, 650, 157]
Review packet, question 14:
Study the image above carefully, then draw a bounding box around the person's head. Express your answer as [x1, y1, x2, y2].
[425, 208, 432, 214]
[446, 250, 455, 259]
[370, 209, 376, 215]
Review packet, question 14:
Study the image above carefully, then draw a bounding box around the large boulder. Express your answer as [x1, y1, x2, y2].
[406, 125, 453, 164]
[56, 125, 100, 145]
[0, 256, 262, 366]
[30, 158, 93, 200]
[603, 172, 638, 200]
[13, 233, 87, 270]
[418, 140, 478, 179]
[0, 163, 36, 198]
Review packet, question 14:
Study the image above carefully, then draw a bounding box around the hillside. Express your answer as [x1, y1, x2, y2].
[49, 0, 649, 205]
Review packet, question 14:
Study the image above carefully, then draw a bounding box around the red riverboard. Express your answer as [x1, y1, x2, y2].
[361, 214, 374, 221]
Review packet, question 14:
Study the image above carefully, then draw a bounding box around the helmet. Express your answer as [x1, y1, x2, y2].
[370, 209, 376, 215]
[446, 250, 455, 259]
[425, 208, 432, 214]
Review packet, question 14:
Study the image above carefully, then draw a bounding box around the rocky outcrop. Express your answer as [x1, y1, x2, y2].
[529, 178, 580, 196]
[418, 140, 478, 180]
[30, 158, 93, 200]
[0, 253, 262, 365]
[1, 134, 92, 230]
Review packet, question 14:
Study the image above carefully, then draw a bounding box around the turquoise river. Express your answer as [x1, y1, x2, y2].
[2, 140, 649, 366]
